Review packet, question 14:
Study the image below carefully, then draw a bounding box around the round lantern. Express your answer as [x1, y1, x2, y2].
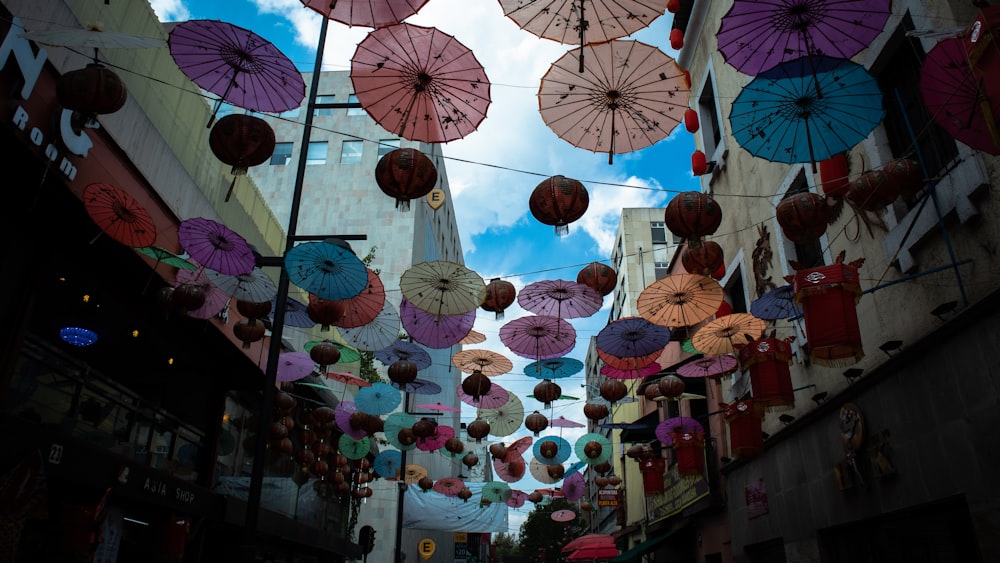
[775, 191, 830, 243]
[608, 475, 622, 486]
[847, 160, 913, 211]
[595, 476, 610, 487]
[462, 453, 479, 468]
[793, 263, 864, 366]
[375, 148, 438, 211]
[444, 437, 465, 454]
[657, 375, 685, 399]
[667, 0, 680, 12]
[577, 262, 617, 296]
[172, 284, 206, 311]
[458, 488, 473, 501]
[528, 491, 544, 503]
[684, 108, 699, 133]
[724, 400, 764, 459]
[819, 153, 850, 197]
[643, 384, 663, 401]
[664, 191, 723, 247]
[309, 341, 342, 370]
[209, 114, 276, 201]
[670, 28, 684, 50]
[584, 441, 603, 459]
[739, 338, 794, 409]
[307, 294, 346, 330]
[397, 427, 416, 447]
[546, 464, 565, 480]
[56, 63, 127, 126]
[600, 379, 628, 403]
[236, 299, 272, 322]
[692, 150, 708, 175]
[681, 240, 724, 276]
[583, 403, 609, 421]
[467, 419, 491, 443]
[349, 412, 371, 433]
[389, 360, 419, 385]
[594, 461, 613, 474]
[268, 421, 288, 440]
[273, 438, 293, 455]
[275, 392, 296, 413]
[412, 418, 437, 438]
[881, 158, 923, 195]
[533, 380, 562, 408]
[482, 278, 517, 319]
[462, 371, 492, 400]
[489, 443, 508, 459]
[670, 430, 705, 477]
[233, 320, 265, 349]
[538, 439, 559, 460]
[525, 411, 549, 436]
[639, 458, 666, 496]
[418, 476, 435, 491]
[529, 175, 589, 236]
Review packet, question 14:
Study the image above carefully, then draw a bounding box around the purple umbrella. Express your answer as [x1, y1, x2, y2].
[600, 362, 661, 380]
[517, 279, 603, 320]
[457, 382, 510, 409]
[549, 416, 584, 429]
[177, 217, 256, 276]
[500, 315, 576, 361]
[562, 471, 586, 502]
[376, 339, 432, 370]
[676, 355, 738, 379]
[400, 297, 475, 349]
[596, 316, 671, 359]
[275, 351, 316, 383]
[391, 378, 443, 395]
[335, 401, 370, 439]
[168, 20, 304, 118]
[717, 0, 892, 76]
[654, 417, 703, 446]
[506, 489, 529, 508]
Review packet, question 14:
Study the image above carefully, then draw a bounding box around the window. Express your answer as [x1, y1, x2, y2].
[698, 72, 724, 160]
[306, 142, 327, 165]
[654, 262, 670, 280]
[270, 142, 293, 165]
[651, 221, 667, 244]
[377, 139, 401, 158]
[313, 95, 336, 116]
[340, 140, 363, 164]
[347, 94, 366, 116]
[278, 107, 300, 119]
[723, 265, 748, 314]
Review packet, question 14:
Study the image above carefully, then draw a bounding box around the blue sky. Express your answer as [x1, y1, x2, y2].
[150, 0, 699, 533]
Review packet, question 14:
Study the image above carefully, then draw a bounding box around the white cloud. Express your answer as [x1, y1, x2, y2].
[149, 0, 190, 21]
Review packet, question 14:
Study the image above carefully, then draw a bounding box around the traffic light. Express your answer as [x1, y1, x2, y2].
[359, 525, 376, 555]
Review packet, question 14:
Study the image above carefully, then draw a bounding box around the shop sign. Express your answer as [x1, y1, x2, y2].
[598, 488, 619, 507]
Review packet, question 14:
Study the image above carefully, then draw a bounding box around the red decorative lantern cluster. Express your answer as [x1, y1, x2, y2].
[639, 457, 666, 496]
[577, 262, 617, 296]
[56, 63, 127, 128]
[529, 175, 589, 236]
[848, 158, 921, 211]
[681, 240, 724, 276]
[776, 191, 830, 243]
[375, 148, 438, 211]
[723, 400, 764, 459]
[739, 338, 795, 409]
[482, 278, 516, 319]
[664, 191, 722, 248]
[793, 262, 864, 366]
[209, 114, 276, 202]
[819, 153, 850, 197]
[670, 430, 705, 477]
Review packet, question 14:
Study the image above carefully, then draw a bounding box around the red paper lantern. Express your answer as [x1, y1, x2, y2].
[236, 299, 272, 320]
[684, 108, 700, 133]
[643, 384, 663, 401]
[172, 284, 206, 311]
[667, 0, 680, 12]
[467, 419, 491, 442]
[307, 294, 346, 330]
[793, 263, 864, 366]
[533, 380, 562, 408]
[639, 458, 666, 495]
[670, 28, 684, 50]
[681, 240, 724, 276]
[309, 341, 342, 369]
[233, 320, 265, 349]
[715, 300, 733, 318]
[57, 63, 127, 123]
[819, 153, 850, 197]
[462, 371, 492, 400]
[418, 476, 435, 491]
[538, 439, 559, 459]
[445, 437, 465, 454]
[528, 491, 544, 503]
[529, 175, 589, 236]
[209, 114, 276, 174]
[724, 400, 764, 459]
[848, 168, 902, 211]
[482, 278, 517, 319]
[599, 379, 628, 403]
[776, 191, 830, 243]
[388, 360, 419, 385]
[712, 261, 726, 280]
[881, 158, 924, 195]
[577, 262, 617, 296]
[412, 418, 437, 438]
[692, 150, 708, 175]
[664, 191, 723, 247]
[583, 403, 609, 421]
[462, 453, 479, 468]
[670, 431, 705, 476]
[547, 464, 566, 480]
[375, 148, 438, 211]
[657, 375, 685, 399]
[525, 411, 549, 436]
[739, 338, 795, 409]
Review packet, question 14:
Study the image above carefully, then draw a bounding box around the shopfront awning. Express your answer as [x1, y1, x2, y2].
[609, 527, 680, 563]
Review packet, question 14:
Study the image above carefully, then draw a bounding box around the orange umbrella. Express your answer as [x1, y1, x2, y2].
[691, 314, 767, 356]
[637, 273, 724, 328]
[452, 349, 513, 377]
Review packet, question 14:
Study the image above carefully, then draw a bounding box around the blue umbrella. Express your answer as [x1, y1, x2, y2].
[524, 357, 584, 380]
[355, 382, 402, 415]
[383, 412, 417, 451]
[373, 450, 403, 479]
[750, 285, 803, 320]
[533, 435, 571, 466]
[596, 316, 671, 359]
[284, 241, 368, 301]
[270, 295, 314, 328]
[391, 378, 443, 395]
[729, 55, 884, 166]
[376, 339, 433, 370]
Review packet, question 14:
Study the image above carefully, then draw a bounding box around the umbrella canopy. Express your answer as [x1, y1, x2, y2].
[562, 471, 586, 501]
[551, 509, 576, 522]
[676, 355, 738, 379]
[404, 464, 428, 485]
[21, 26, 165, 51]
[750, 284, 803, 320]
[416, 424, 455, 451]
[538, 40, 689, 164]
[284, 241, 368, 301]
[350, 23, 491, 143]
[400, 297, 475, 349]
[518, 279, 603, 320]
[383, 412, 417, 450]
[392, 378, 443, 395]
[920, 35, 1000, 155]
[174, 268, 229, 320]
[414, 402, 460, 413]
[307, 341, 362, 364]
[597, 347, 661, 372]
[301, 0, 429, 28]
[524, 358, 584, 380]
[493, 455, 527, 483]
[566, 544, 618, 561]
[376, 339, 432, 370]
[499, 0, 666, 48]
[563, 534, 616, 553]
[549, 416, 584, 429]
[457, 382, 510, 409]
[206, 267, 278, 303]
[529, 458, 562, 484]
[600, 362, 661, 379]
[325, 371, 371, 388]
[335, 401, 370, 439]
[374, 450, 403, 479]
[637, 273, 725, 328]
[479, 392, 525, 437]
[275, 352, 317, 383]
[330, 268, 387, 328]
[339, 301, 402, 351]
[355, 382, 402, 415]
[432, 477, 466, 496]
[574, 433, 612, 464]
[453, 349, 513, 377]
[691, 314, 767, 356]
[82, 183, 156, 248]
[481, 481, 513, 503]
[270, 295, 315, 328]
[533, 435, 572, 465]
[167, 19, 304, 115]
[338, 434, 372, 460]
[729, 55, 885, 166]
[134, 246, 197, 271]
[399, 261, 487, 317]
[506, 489, 529, 508]
[177, 217, 255, 276]
[717, 0, 892, 76]
[500, 315, 576, 361]
[654, 417, 703, 446]
[459, 329, 487, 345]
[597, 316, 671, 359]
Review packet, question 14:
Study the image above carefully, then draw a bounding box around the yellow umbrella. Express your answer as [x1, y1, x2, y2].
[691, 313, 767, 356]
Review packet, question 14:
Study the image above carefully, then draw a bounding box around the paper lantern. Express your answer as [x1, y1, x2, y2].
[525, 411, 549, 436]
[848, 168, 901, 211]
[599, 379, 628, 403]
[56, 63, 127, 124]
[533, 380, 562, 408]
[375, 148, 438, 211]
[664, 191, 723, 247]
[388, 360, 418, 385]
[657, 375, 685, 399]
[819, 153, 850, 197]
[667, 0, 680, 12]
[639, 458, 666, 495]
[529, 175, 589, 236]
[467, 419, 490, 442]
[462, 371, 492, 400]
[684, 108, 700, 133]
[670, 431, 705, 477]
[740, 338, 795, 409]
[577, 262, 617, 296]
[233, 320, 265, 349]
[209, 114, 276, 201]
[776, 192, 830, 243]
[724, 400, 764, 459]
[583, 403, 609, 421]
[670, 28, 684, 50]
[881, 158, 923, 194]
[793, 263, 864, 366]
[307, 294, 346, 330]
[692, 150, 708, 175]
[482, 278, 517, 319]
[681, 240, 724, 276]
[309, 341, 342, 369]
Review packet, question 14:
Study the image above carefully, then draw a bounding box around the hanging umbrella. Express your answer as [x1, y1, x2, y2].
[549, 416, 584, 429]
[383, 412, 417, 450]
[399, 261, 487, 317]
[637, 273, 725, 328]
[566, 544, 618, 561]
[374, 450, 403, 479]
[551, 509, 576, 522]
[717, 0, 892, 77]
[307, 341, 362, 364]
[538, 40, 689, 164]
[326, 371, 371, 388]
[676, 355, 738, 379]
[338, 434, 372, 460]
[177, 217, 256, 276]
[457, 382, 510, 409]
[750, 284, 803, 321]
[134, 246, 197, 270]
[174, 268, 229, 320]
[499, 315, 576, 362]
[517, 279, 603, 320]
[597, 347, 661, 372]
[506, 489, 529, 508]
[459, 330, 487, 345]
[529, 458, 562, 484]
[376, 339, 432, 370]
[404, 464, 429, 485]
[301, 0, 429, 28]
[392, 378, 443, 395]
[730, 55, 885, 167]
[416, 424, 455, 451]
[275, 352, 317, 383]
[493, 455, 527, 483]
[481, 481, 513, 503]
[432, 477, 466, 496]
[479, 392, 525, 437]
[920, 35, 1000, 155]
[330, 268, 387, 328]
[655, 417, 703, 446]
[562, 471, 586, 501]
[452, 349, 513, 377]
[524, 357, 584, 380]
[414, 402, 460, 413]
[600, 362, 661, 379]
[574, 433, 612, 465]
[168, 20, 304, 121]
[682, 338, 702, 355]
[350, 23, 491, 143]
[563, 534, 616, 553]
[339, 301, 401, 351]
[335, 401, 370, 439]
[533, 435, 572, 465]
[270, 295, 315, 328]
[597, 316, 671, 359]
[355, 382, 402, 415]
[400, 297, 475, 349]
[82, 183, 156, 248]
[284, 241, 368, 301]
[205, 267, 278, 303]
[691, 314, 767, 356]
[21, 25, 166, 52]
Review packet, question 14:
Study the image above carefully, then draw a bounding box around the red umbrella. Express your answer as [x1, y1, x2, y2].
[517, 279, 603, 320]
[301, 0, 429, 28]
[562, 534, 615, 553]
[351, 23, 491, 143]
[325, 371, 372, 388]
[499, 315, 576, 362]
[493, 455, 526, 483]
[597, 347, 661, 372]
[82, 183, 156, 247]
[432, 477, 465, 496]
[566, 544, 618, 561]
[331, 268, 386, 329]
[338, 301, 401, 352]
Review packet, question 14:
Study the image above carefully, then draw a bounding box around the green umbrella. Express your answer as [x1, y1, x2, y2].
[338, 434, 371, 460]
[134, 245, 197, 269]
[574, 433, 612, 465]
[305, 340, 361, 364]
[481, 480, 512, 503]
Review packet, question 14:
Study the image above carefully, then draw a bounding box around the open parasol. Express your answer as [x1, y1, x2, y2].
[690, 314, 767, 356]
[416, 424, 455, 451]
[414, 402, 460, 413]
[284, 241, 368, 302]
[134, 246, 197, 271]
[355, 382, 402, 415]
[174, 268, 229, 320]
[597, 316, 671, 359]
[330, 268, 386, 328]
[529, 458, 562, 484]
[270, 295, 315, 328]
[178, 217, 256, 276]
[325, 371, 371, 388]
[654, 417, 702, 446]
[518, 279, 603, 320]
[275, 351, 317, 383]
[459, 329, 487, 345]
[338, 301, 401, 351]
[597, 347, 661, 372]
[550, 416, 584, 429]
[452, 349, 513, 377]
[566, 544, 618, 561]
[350, 23, 491, 143]
[21, 25, 165, 52]
[538, 40, 689, 164]
[479, 392, 525, 437]
[458, 381, 510, 409]
[499, 315, 576, 362]
[391, 378, 442, 395]
[493, 455, 527, 483]
[374, 450, 403, 479]
[676, 355, 738, 379]
[524, 357, 584, 380]
[82, 183, 156, 248]
[206, 267, 278, 303]
[637, 273, 725, 328]
[338, 434, 372, 460]
[533, 435, 572, 465]
[404, 464, 429, 485]
[563, 534, 616, 554]
[336, 401, 369, 439]
[506, 489, 529, 508]
[750, 284, 803, 321]
[481, 481, 513, 503]
[562, 471, 586, 501]
[551, 509, 576, 522]
[376, 339, 432, 370]
[301, 0, 429, 28]
[574, 433, 612, 465]
[399, 260, 486, 318]
[432, 477, 465, 496]
[400, 297, 475, 349]
[383, 412, 417, 450]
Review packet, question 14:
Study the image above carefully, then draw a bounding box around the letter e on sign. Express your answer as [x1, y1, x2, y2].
[427, 188, 445, 210]
[418, 538, 436, 560]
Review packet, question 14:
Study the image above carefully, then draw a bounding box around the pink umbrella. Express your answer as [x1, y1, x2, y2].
[562, 471, 586, 501]
[335, 402, 370, 439]
[457, 382, 510, 409]
[432, 477, 465, 497]
[417, 424, 455, 451]
[506, 489, 529, 508]
[517, 279, 603, 320]
[400, 297, 475, 349]
[414, 402, 460, 413]
[493, 455, 526, 483]
[562, 534, 615, 553]
[500, 315, 576, 361]
[601, 362, 661, 379]
[549, 416, 584, 429]
[676, 355, 738, 379]
[551, 509, 576, 522]
[174, 268, 229, 320]
[566, 544, 618, 561]
[301, 0, 429, 29]
[275, 352, 316, 383]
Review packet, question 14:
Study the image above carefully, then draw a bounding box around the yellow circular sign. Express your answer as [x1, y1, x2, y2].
[418, 538, 436, 560]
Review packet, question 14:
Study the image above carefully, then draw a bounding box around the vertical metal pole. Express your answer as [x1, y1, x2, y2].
[394, 390, 411, 563]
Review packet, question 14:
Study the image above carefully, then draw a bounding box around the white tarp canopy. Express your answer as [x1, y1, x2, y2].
[402, 481, 509, 533]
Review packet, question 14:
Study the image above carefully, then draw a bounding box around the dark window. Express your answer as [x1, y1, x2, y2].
[654, 262, 670, 280]
[699, 76, 722, 155]
[724, 265, 748, 314]
[377, 139, 401, 158]
[313, 95, 336, 116]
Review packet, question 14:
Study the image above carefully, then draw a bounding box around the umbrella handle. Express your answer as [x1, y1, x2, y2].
[577, 0, 586, 73]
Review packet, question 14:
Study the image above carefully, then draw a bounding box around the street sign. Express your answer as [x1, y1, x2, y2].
[427, 188, 445, 210]
[418, 538, 436, 560]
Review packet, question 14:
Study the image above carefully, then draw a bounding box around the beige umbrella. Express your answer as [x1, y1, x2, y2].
[691, 314, 768, 356]
[478, 392, 524, 438]
[637, 273, 724, 328]
[404, 464, 429, 485]
[400, 260, 487, 317]
[459, 329, 487, 345]
[452, 349, 514, 377]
